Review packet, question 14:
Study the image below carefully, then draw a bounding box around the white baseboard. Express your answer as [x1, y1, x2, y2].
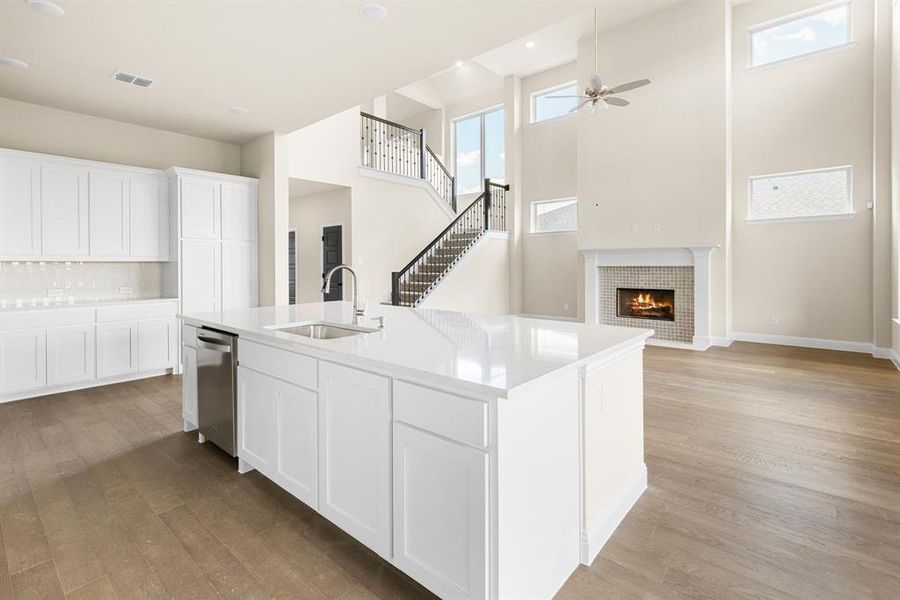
[731, 331, 891, 360]
[1, 368, 173, 404]
[646, 338, 702, 351]
[891, 350, 900, 371]
[580, 463, 647, 566]
[711, 336, 733, 347]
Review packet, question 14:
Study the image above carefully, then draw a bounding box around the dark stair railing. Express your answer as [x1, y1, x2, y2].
[360, 112, 456, 212]
[392, 178, 510, 307]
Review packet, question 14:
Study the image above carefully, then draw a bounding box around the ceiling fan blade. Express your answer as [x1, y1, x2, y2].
[589, 74, 603, 91]
[609, 79, 651, 94]
[606, 97, 630, 107]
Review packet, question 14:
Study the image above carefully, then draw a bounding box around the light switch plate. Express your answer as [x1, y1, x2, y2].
[119, 286, 133, 295]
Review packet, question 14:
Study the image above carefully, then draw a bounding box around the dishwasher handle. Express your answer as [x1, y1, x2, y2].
[197, 337, 233, 353]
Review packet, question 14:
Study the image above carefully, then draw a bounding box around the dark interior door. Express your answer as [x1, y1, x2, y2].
[322, 225, 343, 301]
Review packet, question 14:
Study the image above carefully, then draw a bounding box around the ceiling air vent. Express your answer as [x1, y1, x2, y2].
[112, 70, 155, 88]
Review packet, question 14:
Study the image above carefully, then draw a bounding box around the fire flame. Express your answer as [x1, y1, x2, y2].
[630, 293, 669, 310]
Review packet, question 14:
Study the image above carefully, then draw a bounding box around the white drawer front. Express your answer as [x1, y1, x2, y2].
[96, 301, 176, 323]
[1, 307, 95, 330]
[239, 339, 317, 389]
[394, 381, 488, 449]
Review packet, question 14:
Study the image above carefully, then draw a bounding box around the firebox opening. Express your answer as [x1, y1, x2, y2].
[616, 288, 675, 322]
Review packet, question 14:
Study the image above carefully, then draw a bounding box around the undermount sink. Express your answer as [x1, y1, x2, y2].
[266, 321, 379, 340]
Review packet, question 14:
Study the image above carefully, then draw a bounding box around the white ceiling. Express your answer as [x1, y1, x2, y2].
[394, 0, 682, 108]
[0, 1, 593, 144]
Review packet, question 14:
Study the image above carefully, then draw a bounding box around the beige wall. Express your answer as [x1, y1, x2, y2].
[289, 187, 352, 304]
[401, 107, 445, 160]
[576, 1, 730, 336]
[241, 132, 289, 306]
[286, 107, 454, 302]
[423, 236, 510, 315]
[731, 0, 876, 343]
[521, 62, 579, 319]
[892, 1, 900, 362]
[0, 98, 240, 174]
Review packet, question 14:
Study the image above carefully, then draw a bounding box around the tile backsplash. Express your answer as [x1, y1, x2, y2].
[0, 261, 165, 309]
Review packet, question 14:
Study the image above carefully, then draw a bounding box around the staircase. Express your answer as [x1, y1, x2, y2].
[358, 111, 510, 308]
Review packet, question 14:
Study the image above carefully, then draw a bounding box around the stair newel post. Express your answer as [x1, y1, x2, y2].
[451, 176, 457, 213]
[419, 129, 427, 181]
[483, 178, 492, 231]
[391, 272, 400, 306]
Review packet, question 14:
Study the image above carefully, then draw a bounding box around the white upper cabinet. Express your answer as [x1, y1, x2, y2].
[41, 162, 89, 257]
[89, 170, 130, 257]
[180, 177, 221, 239]
[221, 182, 257, 241]
[129, 175, 169, 260]
[0, 155, 41, 257]
[0, 149, 169, 261]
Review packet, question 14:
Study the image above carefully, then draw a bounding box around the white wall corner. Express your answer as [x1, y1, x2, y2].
[579, 463, 647, 566]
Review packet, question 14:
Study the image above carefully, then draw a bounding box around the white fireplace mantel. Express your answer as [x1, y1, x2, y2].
[581, 246, 718, 350]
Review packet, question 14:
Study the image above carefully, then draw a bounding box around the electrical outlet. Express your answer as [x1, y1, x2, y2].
[119, 286, 133, 295]
[563, 303, 569, 311]
[631, 224, 640, 232]
[770, 316, 779, 326]
[654, 223, 662, 232]
[47, 288, 63, 297]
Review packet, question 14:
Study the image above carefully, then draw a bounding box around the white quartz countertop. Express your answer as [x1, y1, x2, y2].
[180, 302, 652, 395]
[1, 297, 178, 312]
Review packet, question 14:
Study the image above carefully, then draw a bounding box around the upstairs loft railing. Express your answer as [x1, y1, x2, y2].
[391, 178, 510, 307]
[360, 112, 456, 213]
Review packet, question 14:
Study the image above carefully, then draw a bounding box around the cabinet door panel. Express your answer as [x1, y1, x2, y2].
[130, 175, 168, 260]
[97, 322, 138, 378]
[393, 423, 488, 600]
[318, 362, 391, 558]
[41, 163, 88, 256]
[138, 318, 175, 371]
[182, 345, 198, 430]
[0, 328, 46, 393]
[237, 366, 276, 476]
[46, 325, 96, 385]
[181, 240, 221, 314]
[275, 380, 318, 508]
[221, 182, 256, 241]
[89, 170, 129, 257]
[222, 241, 257, 310]
[180, 178, 220, 239]
[0, 156, 41, 256]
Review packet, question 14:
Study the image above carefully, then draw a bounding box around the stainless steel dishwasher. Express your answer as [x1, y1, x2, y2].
[196, 327, 238, 457]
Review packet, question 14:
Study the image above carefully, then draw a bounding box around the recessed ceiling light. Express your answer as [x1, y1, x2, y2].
[359, 3, 387, 21]
[0, 57, 29, 69]
[228, 105, 249, 114]
[525, 41, 536, 49]
[454, 60, 464, 67]
[25, 0, 65, 17]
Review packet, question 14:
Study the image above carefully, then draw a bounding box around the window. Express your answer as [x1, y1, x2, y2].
[453, 107, 505, 195]
[750, 1, 851, 68]
[531, 81, 578, 123]
[748, 166, 852, 221]
[531, 198, 577, 233]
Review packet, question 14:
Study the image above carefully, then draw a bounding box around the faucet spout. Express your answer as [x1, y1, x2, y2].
[322, 265, 364, 324]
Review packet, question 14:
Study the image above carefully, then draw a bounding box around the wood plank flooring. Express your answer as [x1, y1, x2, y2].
[1, 342, 898, 599]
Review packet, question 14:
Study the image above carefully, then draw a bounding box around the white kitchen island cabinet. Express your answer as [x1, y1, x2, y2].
[181, 302, 652, 600]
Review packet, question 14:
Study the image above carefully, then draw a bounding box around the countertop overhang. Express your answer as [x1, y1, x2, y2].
[180, 302, 653, 396]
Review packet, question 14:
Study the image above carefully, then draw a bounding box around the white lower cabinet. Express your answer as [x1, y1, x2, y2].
[0, 328, 46, 393]
[138, 318, 176, 371]
[182, 345, 198, 430]
[97, 321, 139, 378]
[46, 325, 96, 386]
[275, 380, 318, 509]
[393, 423, 489, 600]
[237, 366, 277, 477]
[318, 362, 392, 558]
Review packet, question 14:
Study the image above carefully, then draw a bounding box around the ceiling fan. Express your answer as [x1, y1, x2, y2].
[548, 7, 651, 113]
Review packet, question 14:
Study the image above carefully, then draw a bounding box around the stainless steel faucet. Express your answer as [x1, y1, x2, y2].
[322, 265, 365, 324]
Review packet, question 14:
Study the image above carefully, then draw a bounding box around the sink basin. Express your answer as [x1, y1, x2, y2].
[266, 321, 378, 340]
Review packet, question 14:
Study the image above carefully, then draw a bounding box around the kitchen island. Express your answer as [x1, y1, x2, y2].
[180, 301, 651, 600]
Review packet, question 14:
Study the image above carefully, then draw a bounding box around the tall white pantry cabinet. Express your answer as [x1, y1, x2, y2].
[166, 168, 259, 319]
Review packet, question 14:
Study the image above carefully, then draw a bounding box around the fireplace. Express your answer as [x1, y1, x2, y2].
[616, 288, 675, 322]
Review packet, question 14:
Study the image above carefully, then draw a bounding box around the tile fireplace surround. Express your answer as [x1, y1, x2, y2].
[582, 247, 716, 350]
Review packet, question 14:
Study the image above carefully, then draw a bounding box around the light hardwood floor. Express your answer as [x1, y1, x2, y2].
[0, 342, 898, 599]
